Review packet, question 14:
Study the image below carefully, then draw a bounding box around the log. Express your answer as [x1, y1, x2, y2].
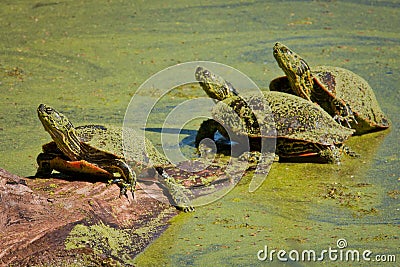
[0, 168, 177, 266]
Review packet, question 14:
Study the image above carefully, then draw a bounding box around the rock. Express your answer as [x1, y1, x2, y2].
[0, 168, 177, 266]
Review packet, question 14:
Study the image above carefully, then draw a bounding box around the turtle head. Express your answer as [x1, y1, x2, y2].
[195, 66, 238, 101]
[37, 104, 81, 160]
[273, 42, 314, 101]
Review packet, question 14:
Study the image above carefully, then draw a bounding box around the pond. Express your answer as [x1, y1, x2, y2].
[0, 0, 398, 266]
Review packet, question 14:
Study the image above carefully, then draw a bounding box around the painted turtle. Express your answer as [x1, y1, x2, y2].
[271, 42, 390, 135]
[35, 104, 194, 211]
[195, 66, 356, 164]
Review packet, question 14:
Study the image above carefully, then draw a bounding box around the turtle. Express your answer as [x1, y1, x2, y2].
[194, 66, 356, 165]
[35, 104, 194, 212]
[270, 42, 390, 135]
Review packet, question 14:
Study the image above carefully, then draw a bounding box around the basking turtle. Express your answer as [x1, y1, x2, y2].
[36, 104, 194, 212]
[195, 66, 356, 164]
[271, 42, 390, 135]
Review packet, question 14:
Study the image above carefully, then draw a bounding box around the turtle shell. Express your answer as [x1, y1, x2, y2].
[75, 125, 170, 173]
[270, 66, 390, 135]
[38, 125, 160, 183]
[210, 91, 354, 158]
[76, 125, 232, 194]
[312, 66, 390, 134]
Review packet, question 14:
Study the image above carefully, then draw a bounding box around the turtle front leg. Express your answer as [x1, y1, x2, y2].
[332, 99, 358, 128]
[318, 145, 342, 164]
[318, 144, 359, 164]
[195, 119, 221, 148]
[103, 159, 137, 199]
[196, 119, 233, 156]
[35, 152, 57, 177]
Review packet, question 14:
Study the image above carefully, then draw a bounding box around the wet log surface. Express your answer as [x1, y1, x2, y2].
[0, 168, 177, 266]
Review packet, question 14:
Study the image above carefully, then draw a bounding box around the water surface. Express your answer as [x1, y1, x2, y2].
[0, 0, 398, 265]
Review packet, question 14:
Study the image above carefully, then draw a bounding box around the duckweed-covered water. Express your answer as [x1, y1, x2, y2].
[0, 0, 398, 266]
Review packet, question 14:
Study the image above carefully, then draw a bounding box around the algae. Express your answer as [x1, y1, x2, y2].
[0, 0, 399, 266]
[64, 207, 177, 265]
[65, 222, 134, 265]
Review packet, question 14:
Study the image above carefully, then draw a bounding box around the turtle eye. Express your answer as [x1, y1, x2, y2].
[45, 107, 53, 114]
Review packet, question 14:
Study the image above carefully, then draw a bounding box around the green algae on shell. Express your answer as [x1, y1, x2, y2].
[195, 66, 355, 163]
[271, 42, 390, 135]
[206, 91, 355, 162]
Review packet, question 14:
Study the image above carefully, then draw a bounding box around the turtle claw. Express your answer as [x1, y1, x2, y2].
[179, 205, 195, 213]
[333, 114, 357, 129]
[108, 178, 135, 200]
[333, 101, 358, 128]
[119, 187, 129, 199]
